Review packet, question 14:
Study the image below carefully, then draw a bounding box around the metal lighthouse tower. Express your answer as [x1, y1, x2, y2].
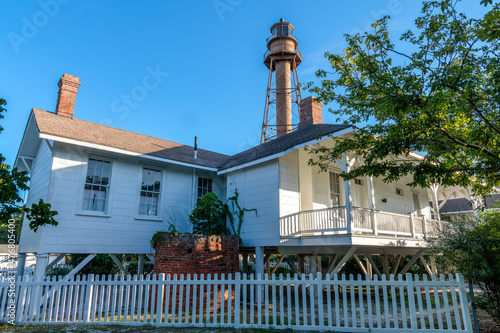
[261, 18, 303, 143]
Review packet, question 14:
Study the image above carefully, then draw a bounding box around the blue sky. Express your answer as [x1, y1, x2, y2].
[0, 0, 487, 167]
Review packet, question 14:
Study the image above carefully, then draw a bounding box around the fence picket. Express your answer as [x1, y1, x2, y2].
[264, 274, 269, 326]
[374, 274, 382, 329]
[423, 275, 434, 330]
[358, 274, 364, 328]
[334, 274, 340, 328]
[432, 274, 444, 330]
[191, 274, 197, 325]
[350, 274, 355, 328]
[457, 274, 474, 333]
[228, 273, 233, 325]
[449, 274, 461, 331]
[398, 275, 407, 330]
[184, 274, 190, 325]
[310, 273, 316, 327]
[213, 273, 218, 325]
[390, 274, 397, 329]
[415, 274, 425, 329]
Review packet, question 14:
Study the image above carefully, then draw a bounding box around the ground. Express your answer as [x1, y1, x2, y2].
[0, 325, 297, 333]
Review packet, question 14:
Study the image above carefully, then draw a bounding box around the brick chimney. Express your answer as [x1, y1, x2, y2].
[299, 96, 324, 127]
[55, 74, 81, 118]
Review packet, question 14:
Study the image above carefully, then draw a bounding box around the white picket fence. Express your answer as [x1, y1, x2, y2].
[0, 273, 473, 332]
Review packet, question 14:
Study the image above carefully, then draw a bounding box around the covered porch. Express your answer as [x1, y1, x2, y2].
[280, 206, 439, 240]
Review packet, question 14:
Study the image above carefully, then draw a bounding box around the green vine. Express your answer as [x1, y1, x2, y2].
[149, 223, 178, 249]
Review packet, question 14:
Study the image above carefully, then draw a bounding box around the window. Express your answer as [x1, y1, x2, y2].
[354, 179, 363, 186]
[329, 172, 341, 207]
[139, 168, 162, 216]
[197, 177, 213, 201]
[396, 187, 404, 196]
[83, 159, 111, 212]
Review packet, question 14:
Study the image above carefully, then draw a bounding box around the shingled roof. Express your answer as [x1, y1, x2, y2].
[32, 108, 230, 168]
[439, 194, 500, 213]
[218, 124, 352, 170]
[32, 109, 352, 171]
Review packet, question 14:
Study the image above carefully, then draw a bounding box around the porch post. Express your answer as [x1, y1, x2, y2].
[430, 184, 441, 222]
[410, 213, 415, 238]
[342, 152, 352, 234]
[16, 253, 27, 278]
[137, 254, 145, 275]
[298, 255, 305, 274]
[367, 176, 378, 235]
[33, 253, 49, 279]
[242, 254, 248, 274]
[255, 247, 264, 278]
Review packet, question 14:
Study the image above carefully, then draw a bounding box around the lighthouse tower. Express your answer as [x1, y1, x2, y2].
[261, 19, 303, 143]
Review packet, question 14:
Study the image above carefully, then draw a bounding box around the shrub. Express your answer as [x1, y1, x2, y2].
[432, 211, 500, 323]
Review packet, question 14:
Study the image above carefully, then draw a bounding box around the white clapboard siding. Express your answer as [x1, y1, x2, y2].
[0, 273, 473, 332]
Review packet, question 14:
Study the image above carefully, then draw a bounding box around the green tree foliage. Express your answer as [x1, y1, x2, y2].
[0, 208, 22, 243]
[0, 98, 58, 232]
[479, 0, 500, 41]
[432, 211, 500, 323]
[189, 190, 257, 243]
[190, 192, 230, 235]
[67, 254, 122, 276]
[307, 0, 500, 197]
[25, 199, 58, 232]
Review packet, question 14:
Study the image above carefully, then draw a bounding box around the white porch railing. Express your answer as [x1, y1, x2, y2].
[280, 206, 438, 239]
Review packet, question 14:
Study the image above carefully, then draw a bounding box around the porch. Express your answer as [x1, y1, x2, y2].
[280, 206, 439, 240]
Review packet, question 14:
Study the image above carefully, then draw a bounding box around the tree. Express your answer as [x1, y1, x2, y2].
[189, 190, 257, 243]
[189, 192, 230, 235]
[307, 0, 500, 197]
[0, 98, 58, 232]
[431, 211, 500, 323]
[479, 0, 500, 41]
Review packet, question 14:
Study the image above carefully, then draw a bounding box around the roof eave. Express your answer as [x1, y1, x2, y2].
[38, 133, 219, 172]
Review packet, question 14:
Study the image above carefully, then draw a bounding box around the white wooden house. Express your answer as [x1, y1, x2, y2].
[14, 74, 450, 279]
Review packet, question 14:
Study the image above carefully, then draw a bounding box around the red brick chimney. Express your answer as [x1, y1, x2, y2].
[299, 96, 324, 127]
[55, 74, 81, 118]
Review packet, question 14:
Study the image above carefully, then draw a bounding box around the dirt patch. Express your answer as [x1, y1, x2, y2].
[477, 309, 500, 333]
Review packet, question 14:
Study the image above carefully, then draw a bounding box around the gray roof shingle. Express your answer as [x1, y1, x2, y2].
[218, 124, 352, 170]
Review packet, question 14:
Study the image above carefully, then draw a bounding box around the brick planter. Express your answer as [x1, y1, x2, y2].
[152, 234, 239, 310]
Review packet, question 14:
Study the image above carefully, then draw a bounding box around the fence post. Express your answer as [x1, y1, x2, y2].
[83, 274, 94, 323]
[406, 273, 418, 333]
[234, 273, 240, 327]
[317, 272, 324, 331]
[457, 274, 474, 333]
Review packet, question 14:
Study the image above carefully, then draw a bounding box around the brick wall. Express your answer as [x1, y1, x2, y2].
[152, 234, 239, 277]
[152, 234, 239, 310]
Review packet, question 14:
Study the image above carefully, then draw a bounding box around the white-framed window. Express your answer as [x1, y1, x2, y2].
[329, 172, 341, 207]
[139, 168, 162, 216]
[197, 177, 213, 201]
[396, 187, 404, 196]
[83, 159, 111, 212]
[354, 179, 363, 186]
